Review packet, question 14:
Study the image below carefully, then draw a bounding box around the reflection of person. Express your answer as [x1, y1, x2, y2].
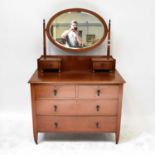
[61, 20, 82, 48]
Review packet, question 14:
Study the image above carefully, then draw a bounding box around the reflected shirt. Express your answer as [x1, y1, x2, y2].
[66, 31, 79, 48]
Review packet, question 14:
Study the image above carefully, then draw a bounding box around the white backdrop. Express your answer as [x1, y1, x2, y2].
[0, 0, 155, 153]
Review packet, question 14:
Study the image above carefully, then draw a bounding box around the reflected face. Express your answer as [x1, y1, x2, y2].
[71, 22, 78, 31]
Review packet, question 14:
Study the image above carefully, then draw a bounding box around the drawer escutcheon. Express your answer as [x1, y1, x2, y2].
[96, 122, 100, 128]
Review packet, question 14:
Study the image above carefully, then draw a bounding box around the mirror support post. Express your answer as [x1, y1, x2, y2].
[107, 20, 111, 57]
[43, 19, 47, 57]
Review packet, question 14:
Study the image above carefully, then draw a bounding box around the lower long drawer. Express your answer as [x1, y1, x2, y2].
[36, 99, 117, 116]
[37, 116, 116, 132]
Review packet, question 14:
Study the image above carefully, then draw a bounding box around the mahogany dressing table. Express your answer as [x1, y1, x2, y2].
[28, 8, 125, 144]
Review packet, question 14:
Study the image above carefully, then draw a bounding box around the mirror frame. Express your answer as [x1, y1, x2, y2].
[46, 8, 108, 52]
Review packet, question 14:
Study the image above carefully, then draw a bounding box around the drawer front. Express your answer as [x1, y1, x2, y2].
[77, 99, 117, 115]
[78, 85, 119, 99]
[36, 100, 76, 115]
[37, 116, 116, 132]
[94, 62, 113, 70]
[40, 61, 59, 69]
[36, 99, 117, 116]
[35, 85, 75, 99]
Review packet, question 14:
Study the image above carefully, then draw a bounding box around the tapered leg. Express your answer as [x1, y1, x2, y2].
[34, 131, 38, 144]
[115, 132, 120, 144]
[115, 85, 123, 144]
[30, 85, 38, 144]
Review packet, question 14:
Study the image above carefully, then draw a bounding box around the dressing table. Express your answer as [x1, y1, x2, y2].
[28, 8, 125, 144]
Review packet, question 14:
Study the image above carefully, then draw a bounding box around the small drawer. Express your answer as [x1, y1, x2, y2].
[91, 57, 115, 72]
[38, 57, 62, 72]
[36, 100, 76, 115]
[77, 99, 117, 115]
[78, 85, 119, 99]
[35, 85, 75, 99]
[40, 61, 59, 69]
[94, 62, 113, 70]
[37, 116, 116, 132]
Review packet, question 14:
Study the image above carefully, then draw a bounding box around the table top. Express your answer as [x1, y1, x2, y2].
[28, 69, 125, 84]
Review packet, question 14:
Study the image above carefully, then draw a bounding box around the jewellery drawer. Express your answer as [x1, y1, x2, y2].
[93, 62, 114, 70]
[37, 116, 116, 132]
[40, 61, 59, 69]
[34, 85, 75, 99]
[91, 57, 116, 72]
[38, 57, 62, 72]
[78, 85, 119, 99]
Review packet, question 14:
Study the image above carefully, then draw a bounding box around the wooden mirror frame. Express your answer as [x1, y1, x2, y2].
[46, 8, 108, 52]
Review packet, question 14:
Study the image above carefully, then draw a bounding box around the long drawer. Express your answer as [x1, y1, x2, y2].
[37, 116, 116, 132]
[36, 99, 117, 116]
[34, 85, 75, 99]
[78, 85, 119, 99]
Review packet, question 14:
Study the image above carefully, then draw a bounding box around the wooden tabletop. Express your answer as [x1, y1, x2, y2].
[28, 70, 125, 84]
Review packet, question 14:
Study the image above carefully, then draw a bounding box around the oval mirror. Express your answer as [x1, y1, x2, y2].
[46, 8, 108, 52]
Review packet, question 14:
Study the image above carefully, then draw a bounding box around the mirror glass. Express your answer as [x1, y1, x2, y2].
[46, 9, 108, 52]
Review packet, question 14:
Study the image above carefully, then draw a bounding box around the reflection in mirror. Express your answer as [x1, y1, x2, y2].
[50, 11, 105, 49]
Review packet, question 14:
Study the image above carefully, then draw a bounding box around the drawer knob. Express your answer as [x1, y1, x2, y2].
[53, 89, 57, 96]
[54, 122, 58, 128]
[96, 105, 100, 111]
[96, 122, 100, 128]
[97, 90, 101, 96]
[54, 105, 57, 112]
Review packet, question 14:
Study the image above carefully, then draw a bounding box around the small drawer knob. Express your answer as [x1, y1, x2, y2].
[96, 122, 100, 128]
[54, 122, 58, 128]
[96, 105, 100, 111]
[53, 89, 57, 96]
